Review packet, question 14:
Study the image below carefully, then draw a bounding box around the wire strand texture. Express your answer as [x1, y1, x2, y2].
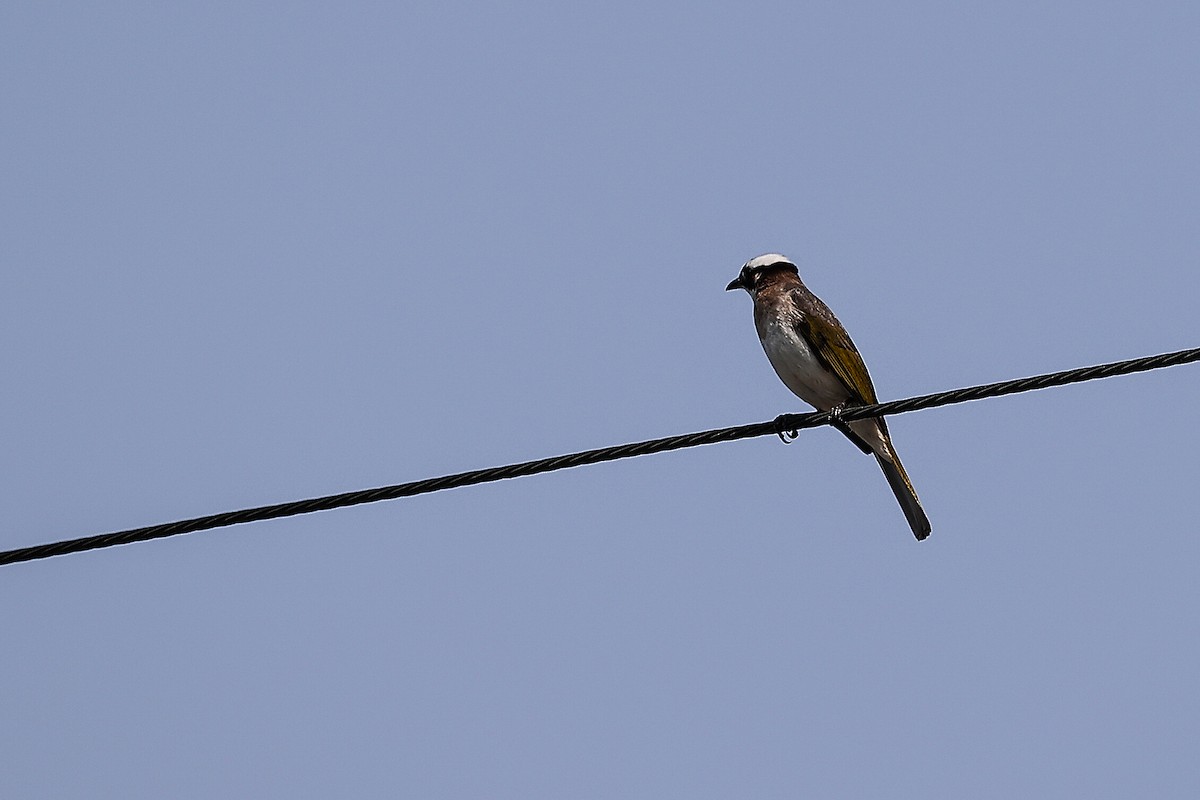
[4, 346, 1199, 566]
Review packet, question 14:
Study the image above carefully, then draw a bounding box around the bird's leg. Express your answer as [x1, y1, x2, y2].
[828, 403, 874, 455]
[827, 403, 850, 434]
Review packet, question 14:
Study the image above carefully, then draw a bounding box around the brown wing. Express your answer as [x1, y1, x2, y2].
[790, 288, 878, 405]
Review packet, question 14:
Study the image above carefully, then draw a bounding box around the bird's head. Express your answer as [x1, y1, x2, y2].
[725, 253, 799, 294]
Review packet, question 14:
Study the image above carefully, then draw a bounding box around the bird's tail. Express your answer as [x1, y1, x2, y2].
[874, 448, 931, 541]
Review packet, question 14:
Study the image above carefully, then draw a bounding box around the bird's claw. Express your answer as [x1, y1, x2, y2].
[827, 403, 867, 451]
[777, 427, 799, 444]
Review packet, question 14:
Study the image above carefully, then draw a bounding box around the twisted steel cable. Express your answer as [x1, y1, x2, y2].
[3, 346, 1198, 566]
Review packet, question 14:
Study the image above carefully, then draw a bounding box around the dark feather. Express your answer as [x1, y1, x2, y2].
[788, 287, 878, 405]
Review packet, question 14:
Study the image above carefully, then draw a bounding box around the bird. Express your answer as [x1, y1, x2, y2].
[726, 253, 931, 540]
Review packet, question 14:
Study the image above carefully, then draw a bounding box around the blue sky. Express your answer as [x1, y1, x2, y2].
[4, 1, 1199, 796]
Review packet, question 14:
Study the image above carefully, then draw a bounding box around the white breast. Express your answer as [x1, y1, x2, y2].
[759, 316, 852, 411]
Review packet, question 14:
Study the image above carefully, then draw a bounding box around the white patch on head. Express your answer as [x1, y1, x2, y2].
[743, 253, 793, 271]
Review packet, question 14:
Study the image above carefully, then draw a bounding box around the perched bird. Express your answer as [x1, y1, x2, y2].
[726, 254, 931, 540]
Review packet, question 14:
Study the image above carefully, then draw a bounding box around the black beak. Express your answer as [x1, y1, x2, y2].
[725, 277, 743, 292]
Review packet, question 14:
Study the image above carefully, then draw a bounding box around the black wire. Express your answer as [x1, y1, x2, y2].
[4, 346, 1198, 566]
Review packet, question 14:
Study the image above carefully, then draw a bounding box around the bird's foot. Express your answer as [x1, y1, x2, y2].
[827, 403, 857, 441]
